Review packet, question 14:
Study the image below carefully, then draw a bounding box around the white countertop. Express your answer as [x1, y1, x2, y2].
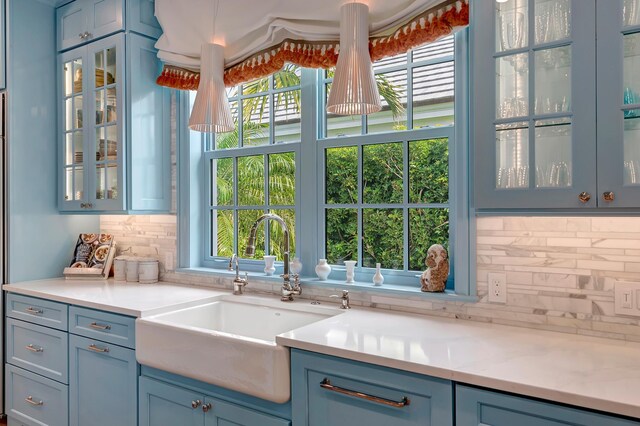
[4, 278, 640, 418]
[277, 308, 640, 419]
[2, 278, 227, 317]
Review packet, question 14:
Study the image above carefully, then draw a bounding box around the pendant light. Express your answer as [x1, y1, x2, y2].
[326, 2, 381, 115]
[189, 0, 234, 133]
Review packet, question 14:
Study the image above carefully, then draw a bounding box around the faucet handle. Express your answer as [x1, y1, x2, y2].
[330, 290, 351, 309]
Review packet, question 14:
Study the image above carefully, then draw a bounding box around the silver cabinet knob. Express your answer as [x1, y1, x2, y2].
[578, 192, 591, 203]
[202, 403, 212, 413]
[191, 400, 201, 409]
[603, 191, 615, 202]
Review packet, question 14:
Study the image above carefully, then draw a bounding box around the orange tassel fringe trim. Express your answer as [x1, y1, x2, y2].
[156, 0, 469, 91]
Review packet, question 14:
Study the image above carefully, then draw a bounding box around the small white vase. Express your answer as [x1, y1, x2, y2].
[263, 255, 276, 276]
[315, 259, 331, 280]
[373, 263, 384, 286]
[344, 260, 357, 283]
[290, 257, 303, 275]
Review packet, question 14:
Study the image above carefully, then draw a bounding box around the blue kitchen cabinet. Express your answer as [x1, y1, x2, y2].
[291, 349, 453, 426]
[0, 0, 5, 90]
[140, 375, 291, 426]
[456, 385, 639, 425]
[57, 0, 160, 51]
[58, 31, 170, 213]
[69, 334, 138, 426]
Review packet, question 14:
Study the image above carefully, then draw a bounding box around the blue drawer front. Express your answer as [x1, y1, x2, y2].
[456, 385, 640, 426]
[69, 334, 138, 426]
[6, 293, 68, 331]
[6, 364, 69, 426]
[6, 318, 68, 383]
[69, 305, 135, 348]
[292, 349, 453, 426]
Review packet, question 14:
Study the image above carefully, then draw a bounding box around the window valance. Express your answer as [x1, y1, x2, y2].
[155, 0, 469, 90]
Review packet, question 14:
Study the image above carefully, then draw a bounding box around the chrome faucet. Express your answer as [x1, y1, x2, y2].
[244, 213, 301, 301]
[228, 253, 248, 295]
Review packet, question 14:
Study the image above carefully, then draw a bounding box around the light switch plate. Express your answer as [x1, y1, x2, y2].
[614, 281, 640, 317]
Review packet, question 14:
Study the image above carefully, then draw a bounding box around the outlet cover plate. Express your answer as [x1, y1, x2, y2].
[614, 281, 640, 317]
[487, 272, 507, 304]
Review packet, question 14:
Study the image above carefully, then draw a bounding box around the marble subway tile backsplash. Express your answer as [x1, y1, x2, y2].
[99, 215, 640, 342]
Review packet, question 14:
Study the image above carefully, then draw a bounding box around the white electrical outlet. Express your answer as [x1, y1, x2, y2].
[614, 281, 640, 317]
[487, 272, 507, 304]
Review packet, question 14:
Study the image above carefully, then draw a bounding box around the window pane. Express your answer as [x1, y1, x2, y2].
[242, 77, 268, 95]
[212, 210, 234, 258]
[242, 95, 270, 147]
[274, 90, 301, 143]
[409, 138, 449, 204]
[269, 152, 295, 205]
[363, 208, 403, 269]
[373, 51, 407, 72]
[273, 64, 301, 88]
[363, 143, 403, 204]
[325, 82, 362, 137]
[412, 36, 454, 62]
[367, 70, 408, 133]
[213, 158, 233, 206]
[216, 100, 238, 149]
[238, 209, 266, 259]
[412, 62, 454, 128]
[325, 208, 357, 266]
[237, 155, 265, 205]
[326, 146, 358, 204]
[409, 208, 449, 271]
[269, 209, 295, 259]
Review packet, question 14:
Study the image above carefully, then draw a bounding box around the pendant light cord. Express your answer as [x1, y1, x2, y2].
[212, 0, 219, 41]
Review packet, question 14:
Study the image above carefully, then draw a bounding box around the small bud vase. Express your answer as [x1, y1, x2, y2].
[290, 257, 303, 275]
[344, 260, 357, 283]
[315, 259, 331, 280]
[263, 255, 276, 276]
[373, 263, 384, 286]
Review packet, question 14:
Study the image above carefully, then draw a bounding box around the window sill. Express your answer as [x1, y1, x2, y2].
[174, 267, 478, 303]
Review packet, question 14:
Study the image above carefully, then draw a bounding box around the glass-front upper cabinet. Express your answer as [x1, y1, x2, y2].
[473, 0, 596, 209]
[596, 0, 640, 207]
[59, 34, 125, 212]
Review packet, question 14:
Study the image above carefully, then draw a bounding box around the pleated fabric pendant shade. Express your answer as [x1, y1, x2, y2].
[189, 43, 234, 133]
[326, 2, 381, 115]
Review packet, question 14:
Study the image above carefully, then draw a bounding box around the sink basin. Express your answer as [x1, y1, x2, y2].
[135, 295, 341, 403]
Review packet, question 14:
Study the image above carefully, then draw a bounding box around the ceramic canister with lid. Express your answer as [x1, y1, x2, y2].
[126, 257, 140, 282]
[138, 258, 159, 284]
[113, 256, 128, 281]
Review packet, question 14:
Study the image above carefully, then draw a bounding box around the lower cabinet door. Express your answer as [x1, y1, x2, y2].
[456, 385, 640, 426]
[139, 376, 205, 426]
[292, 349, 453, 426]
[204, 397, 290, 426]
[69, 334, 137, 426]
[5, 364, 68, 426]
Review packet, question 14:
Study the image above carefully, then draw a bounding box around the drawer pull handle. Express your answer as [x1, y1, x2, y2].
[88, 344, 109, 353]
[25, 396, 44, 406]
[191, 400, 201, 409]
[25, 307, 43, 315]
[89, 322, 111, 330]
[320, 378, 410, 408]
[25, 344, 44, 353]
[202, 403, 212, 413]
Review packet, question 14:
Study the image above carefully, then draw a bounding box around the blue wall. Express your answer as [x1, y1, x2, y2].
[6, 0, 98, 283]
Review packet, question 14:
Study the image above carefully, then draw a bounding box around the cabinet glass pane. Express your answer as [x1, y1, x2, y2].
[106, 167, 117, 199]
[325, 208, 357, 265]
[65, 168, 73, 201]
[74, 168, 83, 200]
[535, 118, 572, 188]
[73, 60, 82, 94]
[274, 90, 301, 143]
[496, 122, 529, 189]
[95, 50, 104, 88]
[96, 90, 105, 125]
[64, 61, 76, 97]
[624, 0, 640, 26]
[74, 96, 83, 129]
[106, 88, 117, 122]
[65, 98, 73, 132]
[66, 132, 83, 165]
[624, 113, 640, 185]
[496, 0, 528, 52]
[535, 46, 571, 114]
[624, 33, 640, 105]
[534, 0, 571, 44]
[106, 47, 117, 84]
[96, 128, 105, 159]
[213, 158, 233, 206]
[105, 126, 117, 161]
[96, 168, 105, 199]
[496, 54, 529, 119]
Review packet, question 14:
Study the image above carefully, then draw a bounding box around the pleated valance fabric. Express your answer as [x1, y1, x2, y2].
[155, 0, 469, 90]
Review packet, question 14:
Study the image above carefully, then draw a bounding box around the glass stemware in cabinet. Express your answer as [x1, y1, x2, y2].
[624, 0, 640, 26]
[624, 110, 640, 185]
[496, 122, 529, 190]
[534, 118, 572, 188]
[496, 0, 528, 53]
[496, 54, 529, 119]
[534, 0, 571, 45]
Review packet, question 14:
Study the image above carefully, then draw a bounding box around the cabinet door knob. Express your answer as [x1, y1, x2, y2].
[578, 192, 591, 203]
[78, 33, 85, 39]
[191, 400, 201, 409]
[202, 403, 212, 413]
[603, 191, 615, 202]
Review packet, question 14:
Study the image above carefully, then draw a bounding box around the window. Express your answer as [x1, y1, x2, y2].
[183, 31, 470, 295]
